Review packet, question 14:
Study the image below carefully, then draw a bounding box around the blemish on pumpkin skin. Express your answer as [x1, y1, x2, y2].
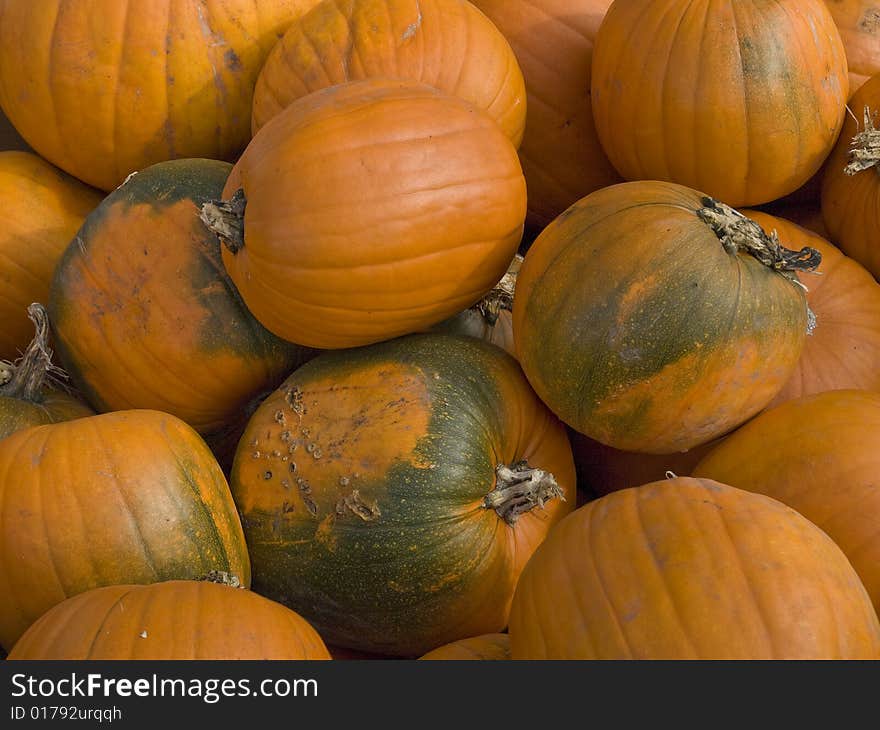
[224, 49, 243, 72]
[335, 490, 381, 521]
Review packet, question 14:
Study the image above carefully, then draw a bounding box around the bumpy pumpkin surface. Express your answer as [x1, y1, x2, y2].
[821, 73, 880, 278]
[0, 409, 250, 651]
[252, 0, 526, 146]
[48, 159, 310, 441]
[826, 0, 880, 95]
[0, 0, 319, 191]
[513, 180, 817, 454]
[591, 0, 848, 207]
[509, 477, 880, 659]
[230, 334, 575, 657]
[8, 580, 330, 660]
[205, 78, 526, 349]
[694, 389, 880, 616]
[0, 151, 101, 361]
[471, 0, 620, 229]
[419, 633, 510, 660]
[743, 210, 880, 407]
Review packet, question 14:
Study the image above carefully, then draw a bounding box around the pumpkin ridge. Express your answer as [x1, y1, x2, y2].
[83, 585, 138, 660]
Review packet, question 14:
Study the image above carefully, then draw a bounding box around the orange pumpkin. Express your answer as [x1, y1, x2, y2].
[743, 209, 880, 407]
[419, 634, 510, 660]
[229, 333, 575, 657]
[252, 0, 526, 146]
[509, 477, 880, 659]
[0, 0, 319, 191]
[693, 389, 880, 616]
[8, 580, 330, 660]
[0, 409, 250, 651]
[821, 73, 880, 278]
[826, 0, 880, 95]
[471, 0, 620, 229]
[591, 0, 849, 207]
[0, 151, 101, 361]
[0, 304, 92, 441]
[513, 181, 818, 454]
[204, 78, 526, 349]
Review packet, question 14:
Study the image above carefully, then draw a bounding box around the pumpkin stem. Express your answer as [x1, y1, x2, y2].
[200, 188, 247, 254]
[483, 460, 564, 526]
[0, 303, 68, 403]
[199, 570, 244, 588]
[844, 106, 880, 176]
[475, 254, 522, 325]
[696, 197, 821, 334]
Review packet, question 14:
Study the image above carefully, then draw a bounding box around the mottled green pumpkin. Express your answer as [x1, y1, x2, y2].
[47, 159, 312, 457]
[230, 333, 576, 657]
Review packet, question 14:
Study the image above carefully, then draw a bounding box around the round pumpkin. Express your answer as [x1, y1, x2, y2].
[0, 151, 101, 361]
[821, 73, 880, 278]
[509, 477, 880, 659]
[470, 0, 620, 229]
[0, 0, 319, 191]
[252, 0, 526, 146]
[591, 0, 849, 207]
[0, 409, 250, 651]
[8, 579, 330, 660]
[229, 333, 575, 657]
[743, 209, 880, 407]
[203, 78, 526, 349]
[47, 158, 311, 446]
[0, 303, 92, 441]
[826, 0, 880, 96]
[419, 633, 510, 660]
[693, 389, 880, 616]
[513, 180, 818, 454]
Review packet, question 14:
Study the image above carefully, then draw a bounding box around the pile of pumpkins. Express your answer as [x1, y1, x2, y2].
[1, 0, 880, 660]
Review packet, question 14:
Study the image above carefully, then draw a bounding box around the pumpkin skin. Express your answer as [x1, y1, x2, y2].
[419, 633, 510, 660]
[252, 0, 526, 146]
[8, 580, 330, 660]
[0, 409, 250, 651]
[229, 333, 575, 657]
[513, 180, 812, 454]
[0, 0, 319, 191]
[509, 477, 880, 659]
[470, 0, 621, 229]
[47, 159, 311, 442]
[591, 0, 849, 207]
[0, 151, 101, 361]
[212, 78, 526, 349]
[826, 0, 880, 95]
[821, 73, 880, 278]
[693, 390, 880, 616]
[743, 210, 880, 407]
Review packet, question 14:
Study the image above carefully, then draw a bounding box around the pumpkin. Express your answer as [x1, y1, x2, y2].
[8, 579, 330, 660]
[821, 73, 880, 278]
[419, 633, 510, 660]
[509, 477, 880, 659]
[742, 209, 880, 407]
[0, 151, 101, 361]
[826, 0, 880, 95]
[0, 303, 92, 441]
[591, 0, 849, 207]
[693, 388, 880, 614]
[0, 0, 319, 191]
[229, 333, 575, 657]
[0, 409, 250, 651]
[47, 158, 312, 449]
[252, 0, 526, 147]
[513, 180, 819, 454]
[202, 78, 526, 349]
[470, 0, 620, 229]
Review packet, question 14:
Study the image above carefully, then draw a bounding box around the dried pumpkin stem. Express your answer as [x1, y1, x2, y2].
[483, 459, 564, 526]
[200, 188, 247, 254]
[0, 303, 67, 403]
[199, 570, 244, 588]
[696, 197, 821, 334]
[844, 106, 880, 176]
[475, 254, 522, 325]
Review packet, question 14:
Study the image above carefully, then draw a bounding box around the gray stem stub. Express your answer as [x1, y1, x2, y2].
[845, 107, 880, 176]
[483, 459, 564, 526]
[475, 254, 522, 325]
[200, 188, 247, 254]
[0, 302, 69, 402]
